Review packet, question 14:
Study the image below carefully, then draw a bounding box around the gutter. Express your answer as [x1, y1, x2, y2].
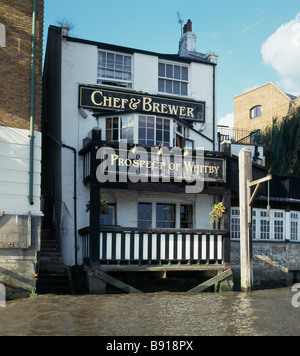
[29, 0, 37, 205]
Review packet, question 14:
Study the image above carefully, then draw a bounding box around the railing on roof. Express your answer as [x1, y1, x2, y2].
[217, 126, 263, 145]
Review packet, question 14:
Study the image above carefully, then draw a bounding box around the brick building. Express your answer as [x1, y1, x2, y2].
[234, 82, 300, 133]
[0, 0, 44, 298]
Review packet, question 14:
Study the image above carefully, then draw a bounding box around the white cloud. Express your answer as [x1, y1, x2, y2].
[218, 112, 234, 127]
[261, 13, 300, 94]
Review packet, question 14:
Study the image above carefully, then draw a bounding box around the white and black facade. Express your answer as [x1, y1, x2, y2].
[42, 21, 234, 275]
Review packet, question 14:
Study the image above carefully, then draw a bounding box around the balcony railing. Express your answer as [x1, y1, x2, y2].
[80, 227, 226, 266]
[217, 126, 262, 145]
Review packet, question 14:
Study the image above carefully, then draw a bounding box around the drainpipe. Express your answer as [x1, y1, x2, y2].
[213, 65, 216, 151]
[43, 132, 78, 268]
[29, 0, 37, 205]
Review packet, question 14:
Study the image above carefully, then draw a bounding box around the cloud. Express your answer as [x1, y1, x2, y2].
[261, 13, 300, 93]
[218, 112, 234, 127]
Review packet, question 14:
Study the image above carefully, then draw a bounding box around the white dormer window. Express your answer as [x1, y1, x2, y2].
[98, 50, 132, 88]
[0, 24, 6, 47]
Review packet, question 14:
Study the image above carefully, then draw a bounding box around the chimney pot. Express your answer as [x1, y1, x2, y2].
[186, 20, 192, 32]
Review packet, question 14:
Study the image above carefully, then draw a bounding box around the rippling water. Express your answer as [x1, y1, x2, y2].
[0, 288, 299, 336]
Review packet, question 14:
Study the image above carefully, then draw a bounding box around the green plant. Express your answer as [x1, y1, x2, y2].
[29, 287, 37, 298]
[210, 202, 226, 225]
[86, 197, 108, 213]
[100, 197, 108, 207]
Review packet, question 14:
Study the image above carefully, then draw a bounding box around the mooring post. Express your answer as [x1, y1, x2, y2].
[239, 148, 253, 292]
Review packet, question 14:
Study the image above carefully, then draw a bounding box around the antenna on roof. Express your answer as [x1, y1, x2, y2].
[177, 12, 184, 36]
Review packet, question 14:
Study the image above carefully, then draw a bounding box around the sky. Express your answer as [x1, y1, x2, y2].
[43, 0, 300, 127]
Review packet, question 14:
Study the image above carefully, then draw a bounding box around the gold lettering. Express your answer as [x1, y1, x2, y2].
[179, 106, 186, 116]
[102, 95, 112, 107]
[113, 97, 121, 108]
[143, 97, 152, 112]
[121, 98, 128, 109]
[215, 167, 220, 175]
[118, 158, 125, 166]
[168, 105, 178, 115]
[169, 163, 175, 171]
[124, 159, 132, 167]
[152, 161, 159, 170]
[193, 165, 201, 173]
[91, 91, 103, 106]
[175, 163, 181, 171]
[209, 166, 215, 174]
[184, 161, 194, 172]
[161, 103, 168, 114]
[187, 107, 194, 118]
[152, 102, 160, 113]
[110, 154, 119, 165]
[132, 160, 139, 168]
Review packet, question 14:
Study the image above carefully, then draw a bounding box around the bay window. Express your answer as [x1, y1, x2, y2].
[138, 115, 170, 146]
[106, 116, 134, 143]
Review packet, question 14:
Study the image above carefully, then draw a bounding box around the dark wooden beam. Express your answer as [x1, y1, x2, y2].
[93, 270, 143, 294]
[187, 269, 232, 293]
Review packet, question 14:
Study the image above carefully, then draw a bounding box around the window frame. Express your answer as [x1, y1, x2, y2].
[138, 115, 171, 146]
[290, 211, 300, 241]
[230, 207, 291, 241]
[230, 208, 240, 240]
[180, 204, 193, 229]
[175, 123, 194, 149]
[98, 50, 133, 88]
[138, 203, 152, 229]
[158, 61, 189, 96]
[106, 116, 134, 143]
[250, 105, 262, 119]
[156, 203, 176, 229]
[272, 210, 285, 241]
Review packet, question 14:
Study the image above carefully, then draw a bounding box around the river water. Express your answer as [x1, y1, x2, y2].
[0, 287, 299, 336]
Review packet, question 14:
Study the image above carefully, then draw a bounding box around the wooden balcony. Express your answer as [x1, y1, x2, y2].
[79, 227, 227, 272]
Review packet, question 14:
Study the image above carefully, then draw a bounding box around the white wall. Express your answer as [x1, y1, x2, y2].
[101, 189, 214, 230]
[0, 127, 42, 216]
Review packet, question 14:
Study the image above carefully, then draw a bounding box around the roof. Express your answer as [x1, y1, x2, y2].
[234, 82, 299, 102]
[47, 25, 215, 66]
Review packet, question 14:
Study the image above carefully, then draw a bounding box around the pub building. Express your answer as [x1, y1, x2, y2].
[42, 21, 263, 293]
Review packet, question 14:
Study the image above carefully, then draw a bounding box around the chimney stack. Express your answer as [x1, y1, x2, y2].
[179, 19, 197, 57]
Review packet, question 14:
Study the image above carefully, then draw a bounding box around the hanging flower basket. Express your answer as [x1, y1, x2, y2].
[85, 197, 109, 214]
[209, 202, 226, 225]
[100, 205, 109, 214]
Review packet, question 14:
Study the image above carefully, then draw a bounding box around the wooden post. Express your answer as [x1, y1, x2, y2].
[221, 141, 231, 264]
[89, 129, 101, 264]
[239, 148, 253, 292]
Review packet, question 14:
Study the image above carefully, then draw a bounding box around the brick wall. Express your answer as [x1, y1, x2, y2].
[234, 82, 293, 132]
[0, 0, 44, 131]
